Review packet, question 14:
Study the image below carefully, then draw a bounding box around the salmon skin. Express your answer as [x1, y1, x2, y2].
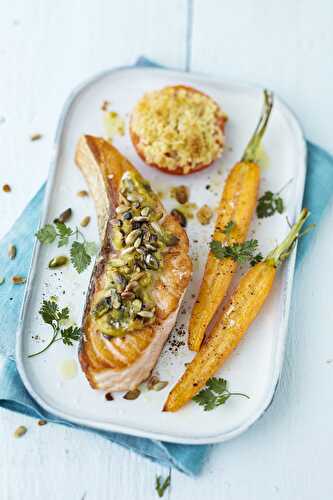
[75, 136, 192, 391]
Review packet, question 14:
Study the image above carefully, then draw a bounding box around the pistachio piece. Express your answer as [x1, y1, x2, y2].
[14, 425, 27, 438]
[77, 190, 89, 197]
[80, 216, 91, 227]
[8, 244, 17, 260]
[133, 237, 142, 248]
[116, 205, 129, 215]
[48, 256, 68, 268]
[54, 208, 72, 224]
[121, 246, 135, 256]
[171, 209, 187, 227]
[123, 388, 141, 400]
[197, 204, 213, 225]
[109, 258, 124, 268]
[133, 216, 149, 222]
[94, 298, 111, 318]
[11, 275, 26, 285]
[151, 222, 163, 236]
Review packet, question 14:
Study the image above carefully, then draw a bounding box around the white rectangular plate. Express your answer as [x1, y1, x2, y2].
[16, 66, 306, 444]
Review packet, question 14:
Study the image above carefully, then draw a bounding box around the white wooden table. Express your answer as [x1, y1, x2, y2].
[1, 1, 333, 498]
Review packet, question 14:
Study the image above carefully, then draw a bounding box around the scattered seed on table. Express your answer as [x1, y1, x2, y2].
[77, 190, 89, 197]
[8, 244, 17, 260]
[11, 275, 26, 285]
[0, 277, 5, 285]
[105, 392, 114, 401]
[14, 425, 27, 438]
[37, 420, 47, 426]
[30, 133, 43, 141]
[80, 216, 91, 227]
[2, 184, 11, 193]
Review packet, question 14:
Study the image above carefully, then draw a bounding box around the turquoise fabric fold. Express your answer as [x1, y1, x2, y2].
[0, 57, 332, 476]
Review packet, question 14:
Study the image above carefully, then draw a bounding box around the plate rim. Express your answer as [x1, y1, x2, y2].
[15, 63, 307, 445]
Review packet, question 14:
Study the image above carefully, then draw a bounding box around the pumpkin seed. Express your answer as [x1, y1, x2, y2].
[116, 205, 129, 215]
[123, 388, 141, 400]
[144, 243, 157, 251]
[11, 275, 26, 285]
[48, 255, 68, 268]
[141, 207, 151, 217]
[145, 253, 159, 270]
[133, 237, 142, 248]
[8, 244, 16, 260]
[151, 222, 163, 236]
[133, 216, 149, 222]
[80, 216, 91, 227]
[137, 310, 154, 318]
[152, 381, 169, 391]
[54, 208, 72, 224]
[77, 190, 89, 197]
[131, 299, 142, 313]
[125, 229, 141, 245]
[14, 425, 27, 438]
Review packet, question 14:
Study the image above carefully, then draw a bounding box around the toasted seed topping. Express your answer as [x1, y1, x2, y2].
[48, 256, 68, 268]
[152, 381, 169, 391]
[77, 190, 89, 197]
[2, 183, 11, 193]
[30, 133, 42, 141]
[137, 310, 154, 318]
[11, 275, 26, 285]
[8, 244, 17, 260]
[172, 185, 189, 204]
[123, 389, 141, 400]
[38, 420, 47, 426]
[80, 216, 91, 227]
[125, 229, 141, 245]
[14, 425, 27, 438]
[54, 208, 72, 224]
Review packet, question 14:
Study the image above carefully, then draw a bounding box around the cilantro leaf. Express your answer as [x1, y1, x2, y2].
[84, 241, 99, 256]
[61, 326, 81, 346]
[36, 224, 57, 244]
[257, 190, 285, 218]
[210, 239, 260, 264]
[223, 220, 235, 236]
[70, 241, 91, 273]
[55, 222, 73, 247]
[155, 474, 171, 498]
[39, 299, 59, 326]
[193, 377, 249, 411]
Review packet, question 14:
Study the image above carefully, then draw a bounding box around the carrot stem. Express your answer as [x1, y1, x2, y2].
[265, 208, 310, 267]
[241, 89, 274, 163]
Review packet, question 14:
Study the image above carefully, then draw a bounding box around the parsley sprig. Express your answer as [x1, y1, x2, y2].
[28, 299, 81, 358]
[193, 378, 249, 411]
[155, 474, 171, 498]
[222, 220, 235, 236]
[256, 179, 293, 219]
[36, 222, 98, 273]
[210, 239, 262, 266]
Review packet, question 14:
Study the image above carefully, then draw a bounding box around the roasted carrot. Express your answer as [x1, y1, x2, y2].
[164, 209, 310, 412]
[188, 90, 274, 351]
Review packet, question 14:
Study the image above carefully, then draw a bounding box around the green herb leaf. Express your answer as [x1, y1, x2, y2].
[155, 474, 171, 498]
[84, 241, 99, 256]
[61, 326, 81, 346]
[29, 299, 80, 358]
[257, 190, 284, 218]
[210, 239, 260, 264]
[193, 377, 249, 411]
[222, 220, 235, 236]
[36, 224, 57, 244]
[250, 252, 263, 267]
[70, 241, 91, 273]
[55, 222, 73, 247]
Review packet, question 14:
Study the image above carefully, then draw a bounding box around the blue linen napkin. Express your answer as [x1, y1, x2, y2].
[0, 58, 332, 476]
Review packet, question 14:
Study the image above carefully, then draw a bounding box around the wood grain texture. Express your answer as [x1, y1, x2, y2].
[1, 0, 333, 499]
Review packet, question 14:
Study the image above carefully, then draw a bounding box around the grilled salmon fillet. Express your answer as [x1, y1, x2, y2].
[75, 136, 192, 391]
